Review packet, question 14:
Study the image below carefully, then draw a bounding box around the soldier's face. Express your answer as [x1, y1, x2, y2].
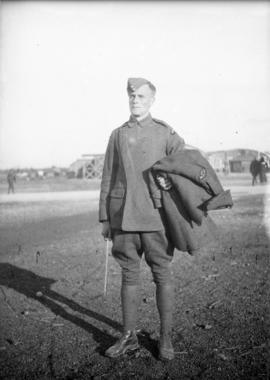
[128, 84, 155, 118]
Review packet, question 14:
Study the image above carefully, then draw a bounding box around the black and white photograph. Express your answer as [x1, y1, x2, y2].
[0, 1, 269, 379]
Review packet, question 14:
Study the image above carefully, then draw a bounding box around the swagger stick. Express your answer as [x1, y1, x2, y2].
[104, 239, 110, 296]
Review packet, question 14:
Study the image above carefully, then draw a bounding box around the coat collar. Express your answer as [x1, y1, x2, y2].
[127, 113, 153, 128]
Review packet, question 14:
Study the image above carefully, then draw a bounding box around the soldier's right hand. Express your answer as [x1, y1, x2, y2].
[101, 221, 112, 240]
[156, 173, 172, 191]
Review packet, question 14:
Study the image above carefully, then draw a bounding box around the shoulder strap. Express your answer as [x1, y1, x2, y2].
[152, 118, 176, 135]
[118, 121, 128, 129]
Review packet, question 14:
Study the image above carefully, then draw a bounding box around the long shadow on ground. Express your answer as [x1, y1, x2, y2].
[0, 263, 122, 353]
[0, 263, 158, 359]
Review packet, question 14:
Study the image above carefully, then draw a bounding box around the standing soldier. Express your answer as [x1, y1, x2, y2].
[99, 78, 185, 360]
[259, 156, 268, 183]
[7, 169, 16, 194]
[249, 158, 260, 186]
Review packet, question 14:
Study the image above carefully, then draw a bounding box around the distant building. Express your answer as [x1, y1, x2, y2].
[14, 167, 67, 180]
[69, 146, 206, 180]
[69, 148, 269, 179]
[206, 149, 270, 173]
[16, 171, 29, 180]
[69, 154, 104, 179]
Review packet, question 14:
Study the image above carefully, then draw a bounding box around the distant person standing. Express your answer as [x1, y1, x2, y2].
[259, 157, 268, 183]
[249, 158, 260, 186]
[7, 170, 16, 193]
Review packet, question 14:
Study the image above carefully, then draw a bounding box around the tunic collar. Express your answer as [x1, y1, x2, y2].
[127, 113, 153, 128]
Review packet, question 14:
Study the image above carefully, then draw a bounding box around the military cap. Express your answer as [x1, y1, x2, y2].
[127, 77, 156, 94]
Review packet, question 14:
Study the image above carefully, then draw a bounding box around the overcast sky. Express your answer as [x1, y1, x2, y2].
[0, 1, 269, 169]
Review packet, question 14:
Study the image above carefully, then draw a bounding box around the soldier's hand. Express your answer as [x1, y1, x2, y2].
[156, 174, 172, 191]
[101, 221, 112, 240]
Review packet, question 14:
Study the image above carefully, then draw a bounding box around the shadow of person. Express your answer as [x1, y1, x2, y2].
[0, 262, 122, 353]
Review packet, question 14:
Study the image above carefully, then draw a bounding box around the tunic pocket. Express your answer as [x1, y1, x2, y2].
[109, 188, 126, 228]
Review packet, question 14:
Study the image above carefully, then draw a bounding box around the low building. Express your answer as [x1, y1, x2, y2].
[70, 148, 269, 178]
[206, 149, 270, 173]
[69, 146, 205, 180]
[69, 154, 104, 179]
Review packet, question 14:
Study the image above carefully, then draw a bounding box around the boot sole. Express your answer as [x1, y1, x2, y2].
[158, 352, 175, 361]
[158, 344, 175, 361]
[106, 343, 140, 358]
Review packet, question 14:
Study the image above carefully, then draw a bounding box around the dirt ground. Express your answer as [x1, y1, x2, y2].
[0, 175, 269, 380]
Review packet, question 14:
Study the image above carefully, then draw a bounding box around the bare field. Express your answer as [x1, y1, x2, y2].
[0, 175, 269, 380]
[0, 178, 101, 194]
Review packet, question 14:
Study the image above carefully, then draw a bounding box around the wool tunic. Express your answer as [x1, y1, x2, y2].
[99, 114, 184, 231]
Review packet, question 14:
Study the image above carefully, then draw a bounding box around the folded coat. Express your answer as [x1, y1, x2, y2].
[150, 150, 233, 254]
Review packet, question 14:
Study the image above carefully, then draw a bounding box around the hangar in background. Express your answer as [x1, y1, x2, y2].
[206, 149, 270, 173]
[69, 154, 104, 179]
[69, 148, 270, 179]
[68, 144, 203, 179]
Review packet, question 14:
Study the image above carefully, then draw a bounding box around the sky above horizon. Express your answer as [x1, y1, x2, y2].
[0, 1, 270, 169]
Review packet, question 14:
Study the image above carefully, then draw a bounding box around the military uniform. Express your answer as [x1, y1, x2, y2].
[7, 170, 16, 194]
[100, 77, 182, 360]
[99, 110, 184, 285]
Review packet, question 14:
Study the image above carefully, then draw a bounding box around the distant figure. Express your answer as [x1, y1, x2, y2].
[7, 170, 16, 193]
[222, 162, 229, 176]
[249, 159, 260, 186]
[259, 157, 268, 184]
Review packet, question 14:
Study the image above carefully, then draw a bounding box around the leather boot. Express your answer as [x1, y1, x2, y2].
[121, 284, 139, 332]
[105, 284, 139, 358]
[105, 330, 139, 358]
[158, 341, 175, 361]
[156, 284, 175, 361]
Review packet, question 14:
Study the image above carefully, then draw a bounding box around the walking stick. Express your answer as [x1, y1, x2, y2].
[104, 239, 110, 296]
